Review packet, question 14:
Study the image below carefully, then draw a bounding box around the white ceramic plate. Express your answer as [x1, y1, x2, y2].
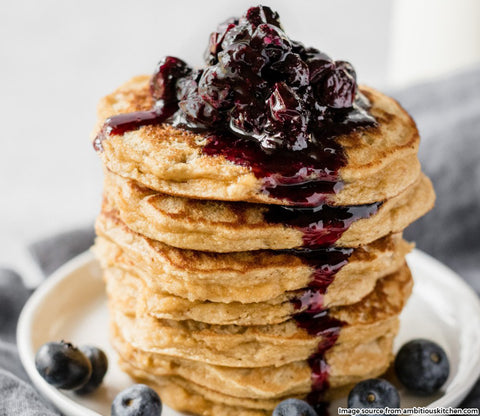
[17, 249, 480, 415]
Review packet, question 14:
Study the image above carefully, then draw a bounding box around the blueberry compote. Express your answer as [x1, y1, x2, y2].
[94, 5, 376, 207]
[93, 5, 379, 404]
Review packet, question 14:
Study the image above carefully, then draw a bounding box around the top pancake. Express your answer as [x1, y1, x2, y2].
[93, 76, 421, 206]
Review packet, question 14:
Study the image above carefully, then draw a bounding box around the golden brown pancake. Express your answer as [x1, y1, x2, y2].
[102, 259, 411, 326]
[107, 264, 412, 368]
[93, 76, 421, 206]
[102, 169, 434, 252]
[93, 206, 412, 306]
[112, 327, 394, 414]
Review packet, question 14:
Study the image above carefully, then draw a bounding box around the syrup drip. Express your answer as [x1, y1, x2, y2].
[297, 311, 343, 407]
[283, 247, 351, 405]
[266, 202, 382, 247]
[287, 246, 353, 312]
[202, 133, 345, 206]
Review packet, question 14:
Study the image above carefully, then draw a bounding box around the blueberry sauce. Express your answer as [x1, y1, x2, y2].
[296, 311, 343, 405]
[266, 202, 381, 246]
[287, 246, 353, 311]
[200, 97, 375, 206]
[92, 5, 380, 404]
[93, 104, 177, 152]
[282, 246, 350, 404]
[202, 133, 345, 206]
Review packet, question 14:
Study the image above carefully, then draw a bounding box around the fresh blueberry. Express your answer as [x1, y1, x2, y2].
[395, 339, 450, 395]
[75, 345, 108, 395]
[35, 341, 92, 390]
[111, 384, 162, 416]
[348, 379, 400, 411]
[272, 398, 317, 416]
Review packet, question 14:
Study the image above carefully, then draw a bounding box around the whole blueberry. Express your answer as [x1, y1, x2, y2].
[348, 379, 400, 411]
[395, 339, 450, 395]
[241, 6, 282, 29]
[269, 53, 310, 87]
[150, 56, 192, 102]
[272, 398, 317, 416]
[75, 345, 108, 395]
[112, 384, 162, 416]
[35, 341, 92, 390]
[313, 61, 357, 109]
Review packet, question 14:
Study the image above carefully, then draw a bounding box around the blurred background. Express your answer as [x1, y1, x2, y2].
[1, 0, 479, 285]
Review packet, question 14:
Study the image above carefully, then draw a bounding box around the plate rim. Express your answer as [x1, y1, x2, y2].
[17, 250, 100, 416]
[406, 249, 480, 407]
[17, 249, 480, 415]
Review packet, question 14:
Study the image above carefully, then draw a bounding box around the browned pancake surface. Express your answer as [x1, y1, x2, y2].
[94, 76, 421, 206]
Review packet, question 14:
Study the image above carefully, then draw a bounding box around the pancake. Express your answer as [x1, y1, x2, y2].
[108, 264, 412, 367]
[94, 207, 412, 305]
[93, 76, 421, 206]
[103, 257, 411, 325]
[112, 325, 394, 402]
[116, 334, 394, 415]
[102, 169, 434, 252]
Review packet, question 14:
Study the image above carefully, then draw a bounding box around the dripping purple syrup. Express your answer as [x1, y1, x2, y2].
[285, 246, 353, 312]
[302, 312, 343, 408]
[266, 202, 381, 246]
[202, 132, 345, 206]
[281, 246, 349, 406]
[297, 310, 343, 406]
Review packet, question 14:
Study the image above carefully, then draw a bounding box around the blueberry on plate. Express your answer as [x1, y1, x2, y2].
[272, 398, 317, 416]
[395, 339, 450, 395]
[112, 384, 162, 416]
[348, 379, 400, 411]
[35, 341, 92, 390]
[75, 345, 108, 395]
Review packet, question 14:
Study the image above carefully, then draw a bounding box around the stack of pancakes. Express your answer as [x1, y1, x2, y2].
[92, 75, 435, 415]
